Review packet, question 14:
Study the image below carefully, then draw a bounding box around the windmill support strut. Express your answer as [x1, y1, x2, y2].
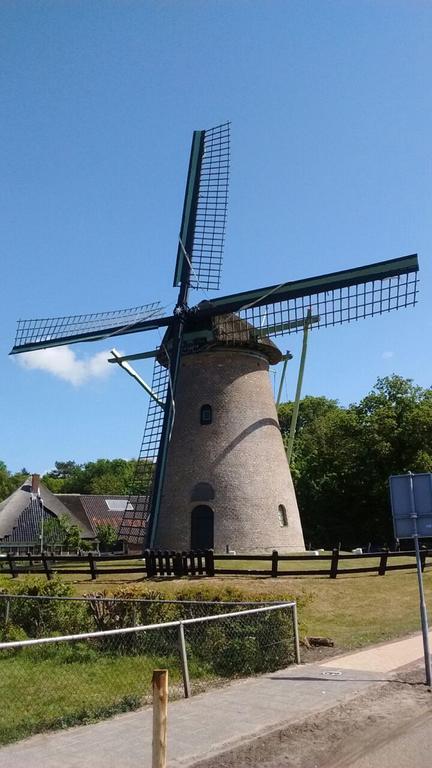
[286, 311, 312, 463]
[109, 349, 165, 409]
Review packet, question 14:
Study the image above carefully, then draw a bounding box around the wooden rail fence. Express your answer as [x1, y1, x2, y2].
[0, 547, 430, 580]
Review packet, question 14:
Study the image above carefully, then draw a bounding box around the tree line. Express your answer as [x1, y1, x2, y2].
[1, 375, 431, 548]
[278, 375, 432, 548]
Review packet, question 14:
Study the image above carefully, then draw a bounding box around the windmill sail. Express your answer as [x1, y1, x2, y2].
[173, 122, 230, 292]
[119, 350, 170, 544]
[205, 254, 418, 339]
[11, 302, 168, 354]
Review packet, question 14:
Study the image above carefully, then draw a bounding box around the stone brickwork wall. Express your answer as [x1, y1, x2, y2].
[154, 347, 305, 554]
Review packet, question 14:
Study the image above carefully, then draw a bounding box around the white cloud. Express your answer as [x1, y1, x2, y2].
[382, 351, 394, 360]
[17, 346, 113, 386]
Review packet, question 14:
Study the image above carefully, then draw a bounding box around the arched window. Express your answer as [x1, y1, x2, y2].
[200, 404, 212, 425]
[278, 504, 288, 527]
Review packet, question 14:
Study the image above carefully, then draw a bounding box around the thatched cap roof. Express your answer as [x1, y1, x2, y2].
[158, 307, 282, 365]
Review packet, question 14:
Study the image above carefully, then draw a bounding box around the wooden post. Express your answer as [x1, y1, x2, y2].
[41, 552, 52, 581]
[271, 549, 279, 578]
[88, 552, 97, 580]
[189, 551, 197, 576]
[329, 548, 339, 579]
[157, 551, 165, 576]
[6, 553, 17, 579]
[173, 552, 183, 577]
[149, 550, 157, 577]
[204, 549, 214, 576]
[181, 551, 188, 575]
[378, 548, 388, 576]
[144, 549, 151, 577]
[152, 669, 168, 768]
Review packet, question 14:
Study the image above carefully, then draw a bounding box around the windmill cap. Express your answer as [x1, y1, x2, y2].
[158, 306, 282, 365]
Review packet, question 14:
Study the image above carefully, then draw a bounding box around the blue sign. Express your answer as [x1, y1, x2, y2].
[389, 473, 432, 539]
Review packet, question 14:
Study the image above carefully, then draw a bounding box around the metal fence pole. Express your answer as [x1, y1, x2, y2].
[292, 602, 301, 664]
[4, 598, 10, 627]
[178, 621, 191, 698]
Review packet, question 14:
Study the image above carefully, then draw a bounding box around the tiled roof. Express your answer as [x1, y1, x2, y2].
[58, 494, 144, 536]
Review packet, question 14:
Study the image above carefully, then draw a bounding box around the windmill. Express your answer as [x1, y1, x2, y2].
[10, 123, 419, 554]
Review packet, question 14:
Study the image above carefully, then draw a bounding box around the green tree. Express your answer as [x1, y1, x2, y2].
[279, 376, 432, 549]
[96, 523, 118, 551]
[43, 458, 138, 494]
[0, 463, 28, 502]
[43, 514, 82, 550]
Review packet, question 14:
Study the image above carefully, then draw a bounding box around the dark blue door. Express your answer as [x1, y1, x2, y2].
[191, 505, 214, 550]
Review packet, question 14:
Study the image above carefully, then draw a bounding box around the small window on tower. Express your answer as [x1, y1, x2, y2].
[278, 504, 288, 527]
[200, 404, 212, 425]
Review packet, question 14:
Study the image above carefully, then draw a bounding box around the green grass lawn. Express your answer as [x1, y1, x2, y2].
[1, 559, 431, 746]
[0, 647, 185, 745]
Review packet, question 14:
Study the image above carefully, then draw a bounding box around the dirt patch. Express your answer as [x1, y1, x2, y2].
[300, 643, 341, 664]
[192, 663, 432, 768]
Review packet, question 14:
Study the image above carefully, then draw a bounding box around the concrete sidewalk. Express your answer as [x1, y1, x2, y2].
[1, 631, 430, 768]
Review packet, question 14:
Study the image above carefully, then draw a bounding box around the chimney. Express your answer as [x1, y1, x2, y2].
[31, 474, 40, 496]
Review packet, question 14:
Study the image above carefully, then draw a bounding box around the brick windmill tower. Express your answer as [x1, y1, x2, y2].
[11, 123, 419, 553]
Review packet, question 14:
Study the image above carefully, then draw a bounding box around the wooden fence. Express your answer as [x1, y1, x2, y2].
[0, 548, 430, 581]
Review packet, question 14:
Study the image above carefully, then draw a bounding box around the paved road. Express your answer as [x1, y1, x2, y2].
[1, 632, 430, 768]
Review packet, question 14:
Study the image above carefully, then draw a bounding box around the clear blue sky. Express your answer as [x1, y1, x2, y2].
[2, 1, 431, 473]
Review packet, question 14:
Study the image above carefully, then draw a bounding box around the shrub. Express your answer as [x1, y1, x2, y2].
[0, 576, 90, 637]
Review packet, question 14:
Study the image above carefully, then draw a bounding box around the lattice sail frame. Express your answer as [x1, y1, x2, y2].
[119, 350, 170, 545]
[189, 123, 230, 291]
[238, 270, 419, 339]
[13, 302, 162, 351]
[173, 122, 230, 293]
[205, 256, 419, 342]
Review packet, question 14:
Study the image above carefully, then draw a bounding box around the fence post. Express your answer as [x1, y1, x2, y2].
[271, 550, 279, 578]
[149, 551, 157, 577]
[6, 553, 17, 579]
[88, 552, 97, 580]
[378, 548, 388, 576]
[4, 598, 10, 627]
[173, 552, 183, 577]
[157, 551, 165, 576]
[178, 622, 191, 698]
[292, 602, 301, 664]
[152, 669, 168, 768]
[41, 553, 52, 581]
[144, 549, 151, 577]
[181, 551, 188, 575]
[329, 548, 339, 579]
[204, 549, 214, 577]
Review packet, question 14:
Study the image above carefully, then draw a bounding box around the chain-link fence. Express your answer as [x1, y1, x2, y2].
[0, 600, 299, 747]
[0, 592, 290, 636]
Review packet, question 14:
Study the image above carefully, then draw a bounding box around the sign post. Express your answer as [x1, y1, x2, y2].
[389, 472, 432, 688]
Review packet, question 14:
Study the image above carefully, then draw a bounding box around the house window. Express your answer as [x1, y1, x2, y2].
[200, 404, 212, 425]
[278, 504, 288, 527]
